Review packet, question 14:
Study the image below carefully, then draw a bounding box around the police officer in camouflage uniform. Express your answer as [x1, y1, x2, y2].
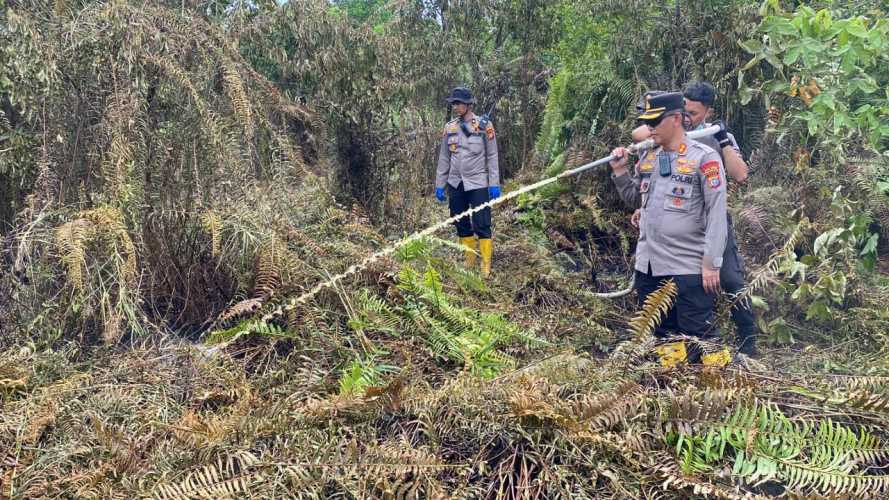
[609, 92, 731, 367]
[435, 87, 500, 278]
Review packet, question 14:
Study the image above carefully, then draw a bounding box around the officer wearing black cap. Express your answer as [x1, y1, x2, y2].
[435, 86, 500, 278]
[609, 92, 731, 367]
[621, 83, 760, 357]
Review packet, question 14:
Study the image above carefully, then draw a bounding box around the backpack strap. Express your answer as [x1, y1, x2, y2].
[477, 115, 491, 156]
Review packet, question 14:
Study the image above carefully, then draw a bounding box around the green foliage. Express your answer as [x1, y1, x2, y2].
[330, 0, 392, 25]
[536, 70, 574, 158]
[775, 189, 879, 322]
[394, 236, 434, 264]
[514, 153, 572, 234]
[346, 289, 401, 338]
[344, 236, 545, 379]
[736, 3, 887, 328]
[667, 397, 889, 496]
[239, 0, 557, 222]
[760, 317, 796, 346]
[205, 317, 285, 344]
[740, 4, 889, 150]
[338, 355, 398, 397]
[514, 199, 547, 233]
[397, 265, 525, 378]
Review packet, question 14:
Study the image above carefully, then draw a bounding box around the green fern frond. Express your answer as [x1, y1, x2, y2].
[394, 236, 433, 264]
[338, 356, 399, 397]
[205, 318, 284, 344]
[396, 263, 520, 377]
[665, 391, 889, 496]
[347, 289, 402, 336]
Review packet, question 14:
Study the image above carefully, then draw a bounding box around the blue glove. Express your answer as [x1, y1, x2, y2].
[435, 187, 446, 202]
[488, 186, 501, 199]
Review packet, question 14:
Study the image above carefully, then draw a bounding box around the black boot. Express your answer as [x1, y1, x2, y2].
[737, 329, 758, 357]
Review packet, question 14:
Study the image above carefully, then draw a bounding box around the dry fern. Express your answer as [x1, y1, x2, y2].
[744, 218, 808, 297]
[505, 375, 566, 424]
[201, 211, 222, 258]
[100, 89, 139, 203]
[54, 218, 96, 293]
[152, 451, 264, 500]
[82, 206, 138, 287]
[169, 410, 232, 449]
[628, 279, 678, 339]
[564, 147, 593, 168]
[254, 237, 287, 299]
[221, 61, 254, 141]
[570, 379, 647, 431]
[545, 226, 575, 250]
[215, 297, 264, 328]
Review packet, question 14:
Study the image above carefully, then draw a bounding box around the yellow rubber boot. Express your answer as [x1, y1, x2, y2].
[479, 238, 493, 278]
[654, 341, 688, 368]
[460, 236, 478, 268]
[701, 348, 731, 368]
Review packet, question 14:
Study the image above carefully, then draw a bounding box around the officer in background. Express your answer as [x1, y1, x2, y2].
[683, 81, 758, 356]
[435, 87, 500, 278]
[609, 92, 731, 367]
[624, 82, 759, 357]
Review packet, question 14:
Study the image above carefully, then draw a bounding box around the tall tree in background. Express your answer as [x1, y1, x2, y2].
[332, 0, 392, 23]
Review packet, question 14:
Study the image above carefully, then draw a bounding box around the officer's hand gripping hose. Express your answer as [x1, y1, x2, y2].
[254, 125, 723, 326]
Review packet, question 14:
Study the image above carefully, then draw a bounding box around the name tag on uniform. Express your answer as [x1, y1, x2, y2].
[671, 173, 695, 184]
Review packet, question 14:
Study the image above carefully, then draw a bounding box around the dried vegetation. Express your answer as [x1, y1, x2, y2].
[1, 0, 888, 498]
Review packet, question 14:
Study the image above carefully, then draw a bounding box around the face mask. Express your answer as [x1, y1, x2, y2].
[695, 122, 706, 131]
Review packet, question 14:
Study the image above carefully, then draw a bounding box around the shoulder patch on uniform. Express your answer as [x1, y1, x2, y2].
[701, 160, 722, 189]
[485, 121, 495, 140]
